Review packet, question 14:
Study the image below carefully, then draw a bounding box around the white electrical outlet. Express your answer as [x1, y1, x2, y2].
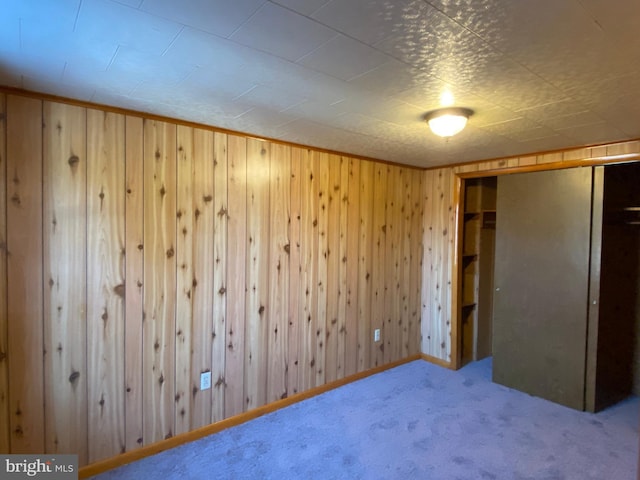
[200, 371, 212, 391]
[374, 329, 381, 342]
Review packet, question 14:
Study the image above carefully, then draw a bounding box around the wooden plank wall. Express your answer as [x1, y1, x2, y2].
[0, 94, 7, 454]
[0, 92, 423, 466]
[420, 140, 640, 364]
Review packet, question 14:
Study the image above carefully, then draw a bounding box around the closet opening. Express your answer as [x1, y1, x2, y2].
[455, 163, 640, 412]
[458, 176, 497, 367]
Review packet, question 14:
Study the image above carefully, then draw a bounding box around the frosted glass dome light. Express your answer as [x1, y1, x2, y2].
[425, 107, 474, 137]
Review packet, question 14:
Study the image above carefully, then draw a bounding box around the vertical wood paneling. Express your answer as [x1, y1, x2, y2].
[3, 95, 434, 467]
[86, 109, 126, 463]
[267, 143, 289, 403]
[400, 168, 412, 358]
[357, 160, 374, 372]
[7, 95, 44, 454]
[124, 116, 144, 452]
[287, 147, 302, 397]
[315, 152, 329, 385]
[142, 119, 176, 444]
[409, 171, 423, 355]
[442, 169, 455, 362]
[421, 168, 454, 362]
[372, 164, 387, 367]
[421, 170, 435, 356]
[431, 169, 448, 361]
[190, 128, 216, 428]
[175, 125, 194, 436]
[0, 94, 8, 453]
[344, 158, 360, 377]
[325, 154, 341, 383]
[211, 132, 226, 423]
[225, 135, 247, 418]
[42, 102, 88, 463]
[299, 149, 319, 390]
[336, 156, 349, 379]
[384, 166, 402, 363]
[446, 170, 457, 362]
[245, 139, 270, 410]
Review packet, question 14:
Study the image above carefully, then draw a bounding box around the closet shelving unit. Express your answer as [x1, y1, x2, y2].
[460, 177, 496, 365]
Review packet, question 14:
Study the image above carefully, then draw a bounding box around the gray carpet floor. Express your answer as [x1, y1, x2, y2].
[92, 358, 639, 479]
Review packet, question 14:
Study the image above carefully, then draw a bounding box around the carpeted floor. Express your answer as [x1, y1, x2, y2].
[91, 358, 639, 479]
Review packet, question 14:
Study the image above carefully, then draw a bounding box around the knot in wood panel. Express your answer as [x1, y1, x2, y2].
[113, 284, 125, 298]
[68, 155, 80, 169]
[69, 370, 80, 385]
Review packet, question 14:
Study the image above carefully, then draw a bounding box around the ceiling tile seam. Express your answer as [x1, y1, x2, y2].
[345, 61, 397, 84]
[266, 0, 352, 40]
[232, 107, 257, 121]
[227, 0, 270, 40]
[261, 2, 410, 69]
[513, 100, 589, 115]
[292, 32, 340, 64]
[72, 0, 83, 32]
[268, 0, 331, 18]
[161, 25, 186, 57]
[574, 1, 605, 33]
[105, 45, 121, 71]
[232, 85, 259, 102]
[61, 61, 68, 83]
[278, 99, 308, 115]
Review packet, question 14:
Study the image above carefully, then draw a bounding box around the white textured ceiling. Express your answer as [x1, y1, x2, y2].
[2, 0, 639, 168]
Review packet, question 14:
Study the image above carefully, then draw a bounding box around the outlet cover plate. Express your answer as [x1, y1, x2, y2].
[200, 371, 212, 390]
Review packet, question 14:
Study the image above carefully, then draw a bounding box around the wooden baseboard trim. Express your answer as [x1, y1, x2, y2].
[78, 354, 421, 478]
[420, 353, 454, 369]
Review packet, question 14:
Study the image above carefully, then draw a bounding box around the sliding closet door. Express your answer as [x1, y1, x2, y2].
[493, 167, 594, 410]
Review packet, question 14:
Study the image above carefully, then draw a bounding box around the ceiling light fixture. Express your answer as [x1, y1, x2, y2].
[425, 107, 474, 137]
